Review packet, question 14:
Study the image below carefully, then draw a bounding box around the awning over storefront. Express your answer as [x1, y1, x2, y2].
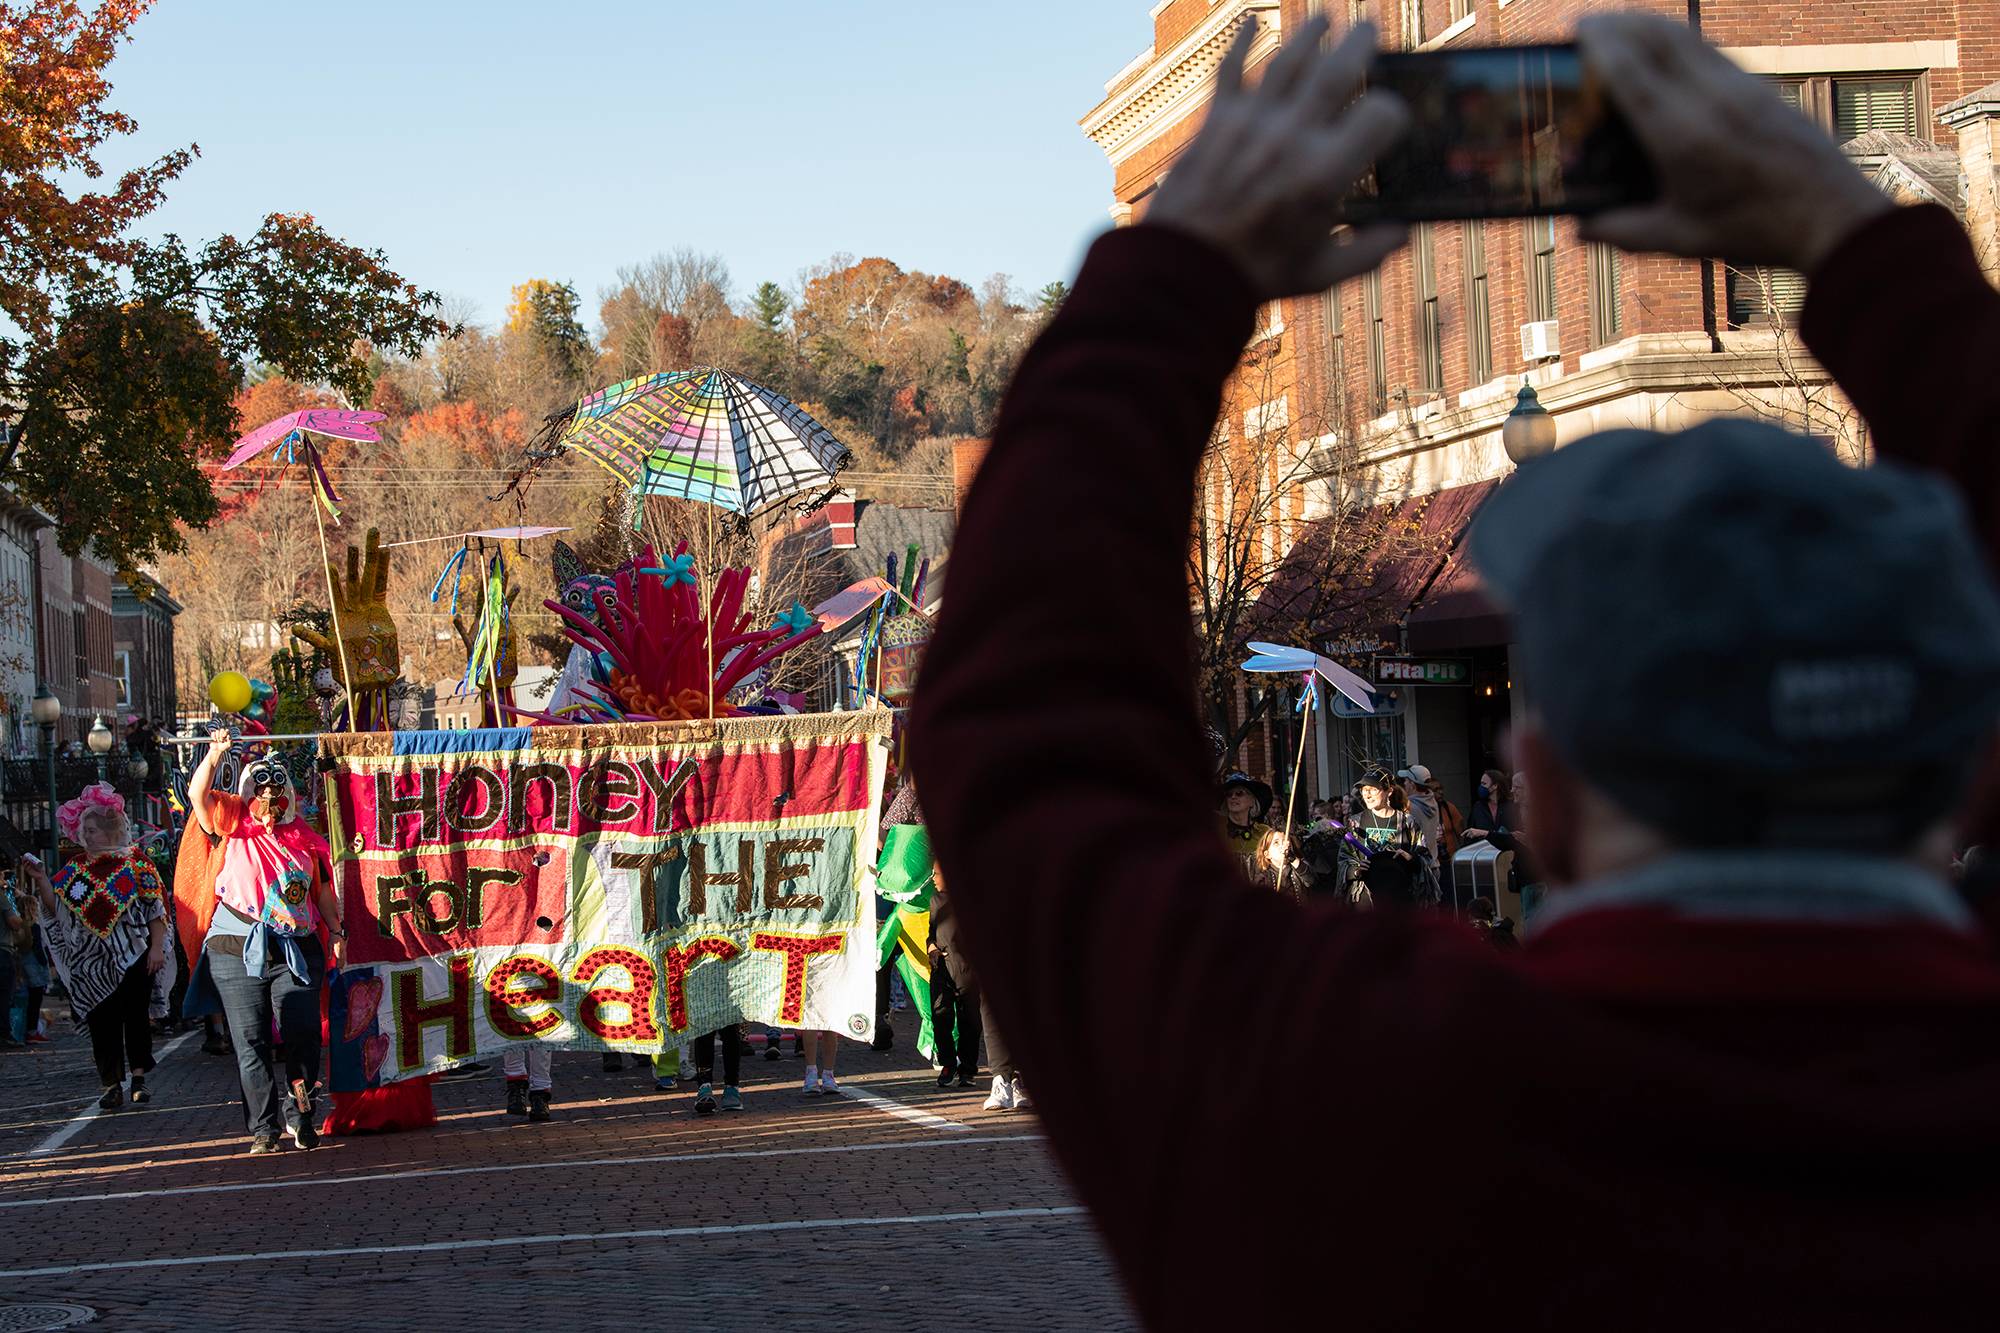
[1251, 478, 1500, 650]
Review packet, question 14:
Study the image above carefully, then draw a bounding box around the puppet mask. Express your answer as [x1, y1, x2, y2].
[238, 755, 298, 826]
[552, 540, 617, 627]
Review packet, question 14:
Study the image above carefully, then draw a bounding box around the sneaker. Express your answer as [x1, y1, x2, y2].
[937, 1068, 955, 1090]
[802, 1067, 820, 1095]
[25, 1032, 50, 1045]
[792, 1035, 806, 1057]
[693, 1084, 717, 1115]
[128, 1078, 150, 1105]
[249, 1133, 286, 1155]
[1011, 1079, 1032, 1111]
[818, 1072, 839, 1096]
[983, 1076, 1014, 1112]
[201, 1033, 227, 1056]
[528, 1089, 553, 1123]
[439, 1061, 489, 1082]
[653, 1075, 677, 1093]
[289, 1116, 320, 1151]
[871, 1021, 894, 1053]
[97, 1084, 123, 1110]
[720, 1086, 744, 1112]
[763, 1036, 783, 1061]
[956, 1073, 977, 1089]
[506, 1080, 529, 1116]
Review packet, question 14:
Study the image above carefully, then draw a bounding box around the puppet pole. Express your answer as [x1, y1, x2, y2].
[704, 503, 717, 721]
[309, 486, 359, 733]
[1273, 684, 1316, 900]
[482, 543, 505, 728]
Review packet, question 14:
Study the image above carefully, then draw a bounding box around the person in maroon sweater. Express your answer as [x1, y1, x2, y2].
[912, 14, 2000, 1332]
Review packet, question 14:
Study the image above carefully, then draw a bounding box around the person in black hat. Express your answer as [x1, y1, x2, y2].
[1340, 769, 1435, 908]
[1218, 772, 1285, 891]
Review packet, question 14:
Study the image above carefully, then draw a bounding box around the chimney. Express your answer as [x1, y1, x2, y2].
[952, 439, 990, 516]
[1939, 80, 2000, 285]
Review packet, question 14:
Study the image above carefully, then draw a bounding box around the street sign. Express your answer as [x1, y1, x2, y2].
[1331, 687, 1402, 718]
[1372, 656, 1471, 687]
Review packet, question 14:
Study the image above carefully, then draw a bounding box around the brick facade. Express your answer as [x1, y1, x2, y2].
[1084, 0, 1999, 794]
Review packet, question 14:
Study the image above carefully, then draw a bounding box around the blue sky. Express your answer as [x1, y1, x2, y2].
[103, 0, 1152, 327]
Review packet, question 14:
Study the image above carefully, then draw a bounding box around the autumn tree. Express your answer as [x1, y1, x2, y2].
[0, 1, 450, 576]
[1191, 348, 1450, 773]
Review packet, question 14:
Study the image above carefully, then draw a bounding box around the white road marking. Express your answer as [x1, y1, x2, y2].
[0, 1205, 1091, 1278]
[0, 1132, 1045, 1210]
[834, 1081, 970, 1132]
[17, 1029, 198, 1160]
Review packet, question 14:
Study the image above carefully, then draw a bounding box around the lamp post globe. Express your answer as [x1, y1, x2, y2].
[1502, 383, 1559, 465]
[87, 716, 113, 755]
[32, 685, 59, 860]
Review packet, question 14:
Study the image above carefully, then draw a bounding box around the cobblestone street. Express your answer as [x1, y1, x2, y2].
[0, 1024, 1131, 1331]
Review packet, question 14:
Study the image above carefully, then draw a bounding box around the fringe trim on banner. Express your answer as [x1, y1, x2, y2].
[314, 709, 894, 763]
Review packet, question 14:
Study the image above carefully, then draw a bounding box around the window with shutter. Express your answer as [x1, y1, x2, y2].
[1726, 266, 1810, 326]
[1364, 272, 1387, 416]
[1413, 223, 1443, 395]
[1833, 78, 1919, 140]
[1525, 217, 1557, 324]
[1590, 243, 1622, 346]
[1463, 221, 1492, 385]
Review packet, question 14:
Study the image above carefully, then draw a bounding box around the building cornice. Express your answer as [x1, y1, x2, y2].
[1080, 0, 1281, 175]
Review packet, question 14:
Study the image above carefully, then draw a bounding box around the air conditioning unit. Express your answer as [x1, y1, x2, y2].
[1520, 320, 1561, 362]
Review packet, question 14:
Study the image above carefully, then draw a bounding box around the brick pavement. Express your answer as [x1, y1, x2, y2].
[0, 1014, 1134, 1331]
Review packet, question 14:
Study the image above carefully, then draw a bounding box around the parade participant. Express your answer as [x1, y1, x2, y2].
[690, 1025, 745, 1115]
[503, 1045, 554, 1122]
[22, 785, 167, 1106]
[185, 729, 343, 1153]
[800, 1028, 840, 1097]
[926, 874, 981, 1090]
[912, 14, 2000, 1328]
[1340, 770, 1434, 908]
[1217, 772, 1284, 890]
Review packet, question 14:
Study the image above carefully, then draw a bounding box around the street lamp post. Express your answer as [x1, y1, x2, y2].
[87, 715, 114, 783]
[1501, 383, 1559, 466]
[31, 685, 60, 860]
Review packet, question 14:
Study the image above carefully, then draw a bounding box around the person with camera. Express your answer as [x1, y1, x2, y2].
[184, 729, 344, 1154]
[910, 13, 2000, 1329]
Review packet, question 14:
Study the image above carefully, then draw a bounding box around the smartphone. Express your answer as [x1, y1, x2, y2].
[1346, 43, 1657, 222]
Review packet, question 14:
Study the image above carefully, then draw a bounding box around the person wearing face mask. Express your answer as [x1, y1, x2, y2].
[22, 785, 167, 1106]
[183, 730, 345, 1154]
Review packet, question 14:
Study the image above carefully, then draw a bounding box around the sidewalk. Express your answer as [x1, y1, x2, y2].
[0, 1018, 1131, 1331]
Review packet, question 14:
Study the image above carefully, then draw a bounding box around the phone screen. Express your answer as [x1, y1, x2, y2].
[1347, 44, 1657, 221]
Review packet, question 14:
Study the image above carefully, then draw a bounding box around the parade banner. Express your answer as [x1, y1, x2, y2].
[318, 713, 889, 1084]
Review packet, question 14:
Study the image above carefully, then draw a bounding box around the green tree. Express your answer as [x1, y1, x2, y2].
[0, 2, 449, 576]
[1037, 280, 1071, 317]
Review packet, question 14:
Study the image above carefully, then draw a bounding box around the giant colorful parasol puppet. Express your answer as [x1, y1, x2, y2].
[505, 366, 857, 724]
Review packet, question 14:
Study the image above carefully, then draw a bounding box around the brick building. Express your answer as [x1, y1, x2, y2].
[1085, 0, 2000, 809]
[113, 573, 182, 730]
[33, 531, 121, 748]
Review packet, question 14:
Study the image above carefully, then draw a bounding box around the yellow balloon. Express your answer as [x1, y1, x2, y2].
[209, 671, 253, 714]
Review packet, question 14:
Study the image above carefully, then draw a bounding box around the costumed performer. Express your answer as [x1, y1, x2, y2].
[23, 784, 168, 1109]
[1218, 771, 1287, 893]
[180, 730, 346, 1153]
